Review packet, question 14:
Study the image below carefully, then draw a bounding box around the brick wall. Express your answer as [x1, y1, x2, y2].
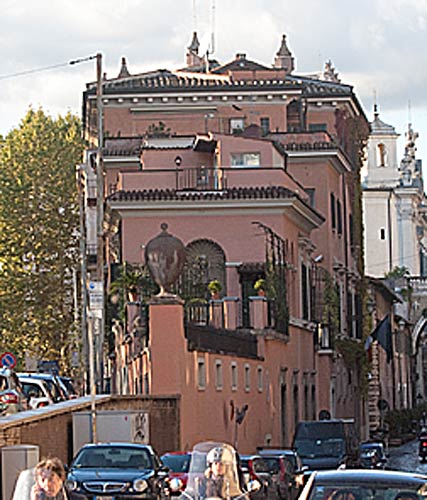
[0, 395, 180, 465]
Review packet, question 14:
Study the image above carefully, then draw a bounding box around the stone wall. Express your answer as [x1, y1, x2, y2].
[0, 395, 180, 465]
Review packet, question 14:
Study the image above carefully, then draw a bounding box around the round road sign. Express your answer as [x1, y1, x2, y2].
[0, 351, 17, 369]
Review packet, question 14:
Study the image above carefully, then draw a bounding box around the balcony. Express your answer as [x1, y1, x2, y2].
[118, 166, 288, 192]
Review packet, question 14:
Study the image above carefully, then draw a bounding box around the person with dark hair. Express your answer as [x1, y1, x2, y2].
[31, 457, 69, 500]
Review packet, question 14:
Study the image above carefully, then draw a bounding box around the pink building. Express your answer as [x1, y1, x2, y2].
[82, 33, 371, 450]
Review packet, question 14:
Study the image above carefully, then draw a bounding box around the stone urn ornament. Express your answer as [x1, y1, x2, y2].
[145, 223, 186, 298]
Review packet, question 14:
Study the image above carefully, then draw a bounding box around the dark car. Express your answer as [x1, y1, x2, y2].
[358, 442, 387, 469]
[257, 448, 307, 497]
[298, 469, 427, 500]
[65, 442, 169, 499]
[161, 452, 191, 494]
[293, 420, 359, 472]
[257, 454, 293, 500]
[239, 454, 279, 500]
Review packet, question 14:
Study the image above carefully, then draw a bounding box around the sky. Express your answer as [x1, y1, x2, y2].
[1, 0, 426, 172]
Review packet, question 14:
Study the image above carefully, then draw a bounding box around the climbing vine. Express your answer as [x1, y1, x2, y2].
[335, 337, 370, 396]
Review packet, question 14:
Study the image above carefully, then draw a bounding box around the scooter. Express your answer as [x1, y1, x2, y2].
[168, 441, 261, 500]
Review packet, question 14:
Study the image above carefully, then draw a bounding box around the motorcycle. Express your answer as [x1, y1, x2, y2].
[168, 441, 260, 500]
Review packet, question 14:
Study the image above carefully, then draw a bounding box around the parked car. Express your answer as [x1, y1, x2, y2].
[358, 441, 388, 469]
[161, 451, 191, 494]
[257, 448, 307, 495]
[17, 372, 67, 402]
[298, 469, 427, 500]
[239, 454, 279, 500]
[18, 376, 53, 409]
[65, 442, 170, 499]
[0, 367, 27, 416]
[58, 375, 79, 399]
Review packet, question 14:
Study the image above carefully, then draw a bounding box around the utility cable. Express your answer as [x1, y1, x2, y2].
[0, 55, 97, 81]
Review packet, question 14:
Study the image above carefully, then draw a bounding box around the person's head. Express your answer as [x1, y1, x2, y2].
[34, 457, 65, 497]
[207, 447, 227, 477]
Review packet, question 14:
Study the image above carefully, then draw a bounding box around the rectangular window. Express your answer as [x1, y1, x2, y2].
[380, 228, 386, 240]
[244, 364, 251, 392]
[197, 357, 206, 390]
[231, 362, 238, 391]
[230, 118, 245, 134]
[260, 117, 270, 136]
[257, 366, 263, 392]
[215, 360, 223, 390]
[231, 152, 261, 167]
[305, 188, 315, 208]
[330, 193, 336, 230]
[301, 263, 309, 320]
[337, 199, 343, 235]
[309, 123, 327, 132]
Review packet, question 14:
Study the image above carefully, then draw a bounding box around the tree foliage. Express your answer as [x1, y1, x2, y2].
[0, 108, 84, 370]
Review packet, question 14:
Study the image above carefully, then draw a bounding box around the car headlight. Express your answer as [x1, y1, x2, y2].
[133, 479, 148, 492]
[65, 479, 78, 491]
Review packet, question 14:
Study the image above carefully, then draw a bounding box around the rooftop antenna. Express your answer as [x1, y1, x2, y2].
[209, 0, 216, 55]
[192, 0, 198, 32]
[408, 99, 412, 125]
[373, 88, 378, 117]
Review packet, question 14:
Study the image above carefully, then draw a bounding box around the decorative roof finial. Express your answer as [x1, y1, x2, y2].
[273, 33, 294, 74]
[118, 56, 130, 78]
[188, 31, 200, 53]
[323, 60, 340, 83]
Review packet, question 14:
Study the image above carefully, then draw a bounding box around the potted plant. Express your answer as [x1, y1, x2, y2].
[254, 278, 267, 296]
[207, 279, 222, 299]
[109, 267, 144, 302]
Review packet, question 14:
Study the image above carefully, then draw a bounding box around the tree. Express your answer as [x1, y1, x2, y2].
[0, 108, 84, 370]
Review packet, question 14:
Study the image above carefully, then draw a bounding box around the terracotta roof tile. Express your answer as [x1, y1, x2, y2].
[109, 185, 297, 203]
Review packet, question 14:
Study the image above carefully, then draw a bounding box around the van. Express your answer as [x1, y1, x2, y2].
[292, 419, 359, 472]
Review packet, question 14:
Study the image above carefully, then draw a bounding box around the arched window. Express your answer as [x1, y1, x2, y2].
[179, 239, 226, 299]
[377, 143, 387, 167]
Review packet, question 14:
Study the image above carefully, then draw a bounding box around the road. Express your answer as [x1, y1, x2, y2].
[388, 439, 426, 473]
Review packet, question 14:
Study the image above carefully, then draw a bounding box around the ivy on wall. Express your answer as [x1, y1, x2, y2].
[335, 337, 370, 396]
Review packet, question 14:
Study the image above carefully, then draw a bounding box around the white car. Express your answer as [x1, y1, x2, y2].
[17, 376, 53, 409]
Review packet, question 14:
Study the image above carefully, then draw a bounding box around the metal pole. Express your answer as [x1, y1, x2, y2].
[88, 313, 97, 442]
[96, 53, 104, 393]
[89, 52, 104, 443]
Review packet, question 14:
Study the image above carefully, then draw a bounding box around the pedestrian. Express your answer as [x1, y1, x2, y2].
[31, 457, 69, 500]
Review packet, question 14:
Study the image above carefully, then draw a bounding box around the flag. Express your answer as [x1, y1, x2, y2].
[365, 314, 393, 363]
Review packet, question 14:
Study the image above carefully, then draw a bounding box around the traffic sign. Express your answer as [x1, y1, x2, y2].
[0, 351, 17, 369]
[88, 280, 104, 310]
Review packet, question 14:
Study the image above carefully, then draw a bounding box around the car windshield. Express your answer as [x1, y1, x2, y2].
[41, 378, 63, 401]
[296, 439, 344, 458]
[162, 454, 191, 473]
[262, 457, 281, 474]
[60, 377, 77, 395]
[74, 446, 152, 469]
[307, 485, 425, 500]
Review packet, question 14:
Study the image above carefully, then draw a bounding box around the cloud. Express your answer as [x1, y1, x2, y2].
[0, 0, 425, 161]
